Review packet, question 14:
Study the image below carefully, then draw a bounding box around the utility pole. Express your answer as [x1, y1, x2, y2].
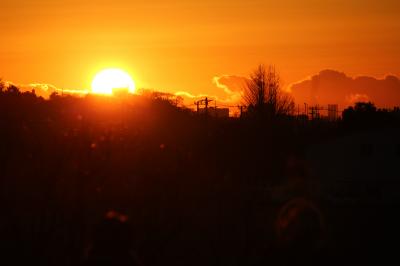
[310, 106, 315, 120]
[195, 97, 213, 116]
[304, 103, 308, 119]
[205, 97, 209, 115]
[309, 105, 321, 120]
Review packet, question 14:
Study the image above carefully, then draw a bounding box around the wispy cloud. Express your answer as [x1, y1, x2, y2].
[212, 75, 248, 103]
[213, 75, 247, 93]
[174, 91, 210, 99]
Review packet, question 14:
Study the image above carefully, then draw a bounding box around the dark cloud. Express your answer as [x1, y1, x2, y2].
[290, 70, 400, 108]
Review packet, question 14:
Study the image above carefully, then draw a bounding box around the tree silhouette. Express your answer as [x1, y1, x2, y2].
[5, 84, 20, 95]
[354, 102, 377, 113]
[342, 101, 400, 129]
[0, 78, 4, 93]
[243, 64, 294, 117]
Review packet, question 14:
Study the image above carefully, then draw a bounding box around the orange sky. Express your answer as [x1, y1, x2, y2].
[1, 0, 399, 105]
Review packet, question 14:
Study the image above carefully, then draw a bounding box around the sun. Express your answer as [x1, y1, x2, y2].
[91, 68, 136, 95]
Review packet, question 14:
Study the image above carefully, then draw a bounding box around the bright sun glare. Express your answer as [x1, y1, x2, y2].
[91, 68, 136, 95]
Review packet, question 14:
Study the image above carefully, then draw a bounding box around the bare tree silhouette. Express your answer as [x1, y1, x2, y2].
[243, 64, 294, 117]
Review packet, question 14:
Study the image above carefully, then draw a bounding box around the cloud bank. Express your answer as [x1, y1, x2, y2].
[290, 70, 400, 109]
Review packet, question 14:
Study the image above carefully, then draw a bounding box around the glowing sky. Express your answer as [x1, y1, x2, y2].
[1, 0, 399, 104]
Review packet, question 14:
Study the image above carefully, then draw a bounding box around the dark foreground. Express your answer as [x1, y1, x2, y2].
[1, 90, 400, 265]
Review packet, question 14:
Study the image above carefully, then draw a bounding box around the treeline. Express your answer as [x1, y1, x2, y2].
[342, 101, 400, 129]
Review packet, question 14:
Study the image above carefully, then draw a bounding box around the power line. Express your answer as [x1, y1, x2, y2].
[184, 100, 343, 120]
